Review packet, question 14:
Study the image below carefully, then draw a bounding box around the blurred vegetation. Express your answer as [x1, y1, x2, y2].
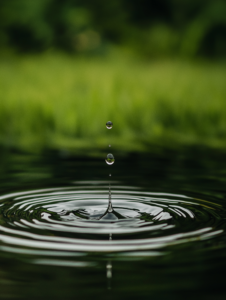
[0, 53, 226, 152]
[0, 0, 226, 58]
[0, 0, 226, 152]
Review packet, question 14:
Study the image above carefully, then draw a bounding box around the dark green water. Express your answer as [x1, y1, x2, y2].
[0, 145, 226, 299]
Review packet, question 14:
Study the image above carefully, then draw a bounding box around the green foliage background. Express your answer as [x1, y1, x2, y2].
[0, 0, 226, 151]
[0, 53, 226, 151]
[0, 0, 226, 57]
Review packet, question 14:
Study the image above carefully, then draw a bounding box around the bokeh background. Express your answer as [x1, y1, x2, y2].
[0, 0, 226, 151]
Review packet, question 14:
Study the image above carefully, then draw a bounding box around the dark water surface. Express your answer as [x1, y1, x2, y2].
[0, 146, 226, 299]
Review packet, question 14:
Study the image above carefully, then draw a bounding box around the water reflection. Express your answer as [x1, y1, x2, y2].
[0, 148, 226, 299]
[106, 234, 113, 289]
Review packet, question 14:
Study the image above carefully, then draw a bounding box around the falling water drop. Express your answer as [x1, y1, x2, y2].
[106, 121, 113, 129]
[105, 154, 115, 165]
[104, 121, 115, 218]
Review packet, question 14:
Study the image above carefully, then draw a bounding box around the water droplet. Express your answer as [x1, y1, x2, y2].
[109, 174, 111, 177]
[105, 154, 115, 165]
[106, 121, 113, 129]
[109, 145, 111, 147]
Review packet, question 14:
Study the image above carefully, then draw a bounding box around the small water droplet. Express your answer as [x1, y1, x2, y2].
[106, 121, 113, 129]
[105, 153, 115, 165]
[109, 174, 111, 177]
[109, 145, 111, 147]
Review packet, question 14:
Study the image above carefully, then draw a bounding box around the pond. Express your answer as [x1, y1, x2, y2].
[0, 145, 226, 299]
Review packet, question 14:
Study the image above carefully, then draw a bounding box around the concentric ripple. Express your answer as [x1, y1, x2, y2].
[0, 181, 225, 258]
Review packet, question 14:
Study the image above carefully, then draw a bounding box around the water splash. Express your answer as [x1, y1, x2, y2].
[107, 183, 113, 212]
[0, 183, 224, 258]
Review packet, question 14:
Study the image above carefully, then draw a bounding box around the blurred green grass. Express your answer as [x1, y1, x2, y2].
[0, 52, 226, 152]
